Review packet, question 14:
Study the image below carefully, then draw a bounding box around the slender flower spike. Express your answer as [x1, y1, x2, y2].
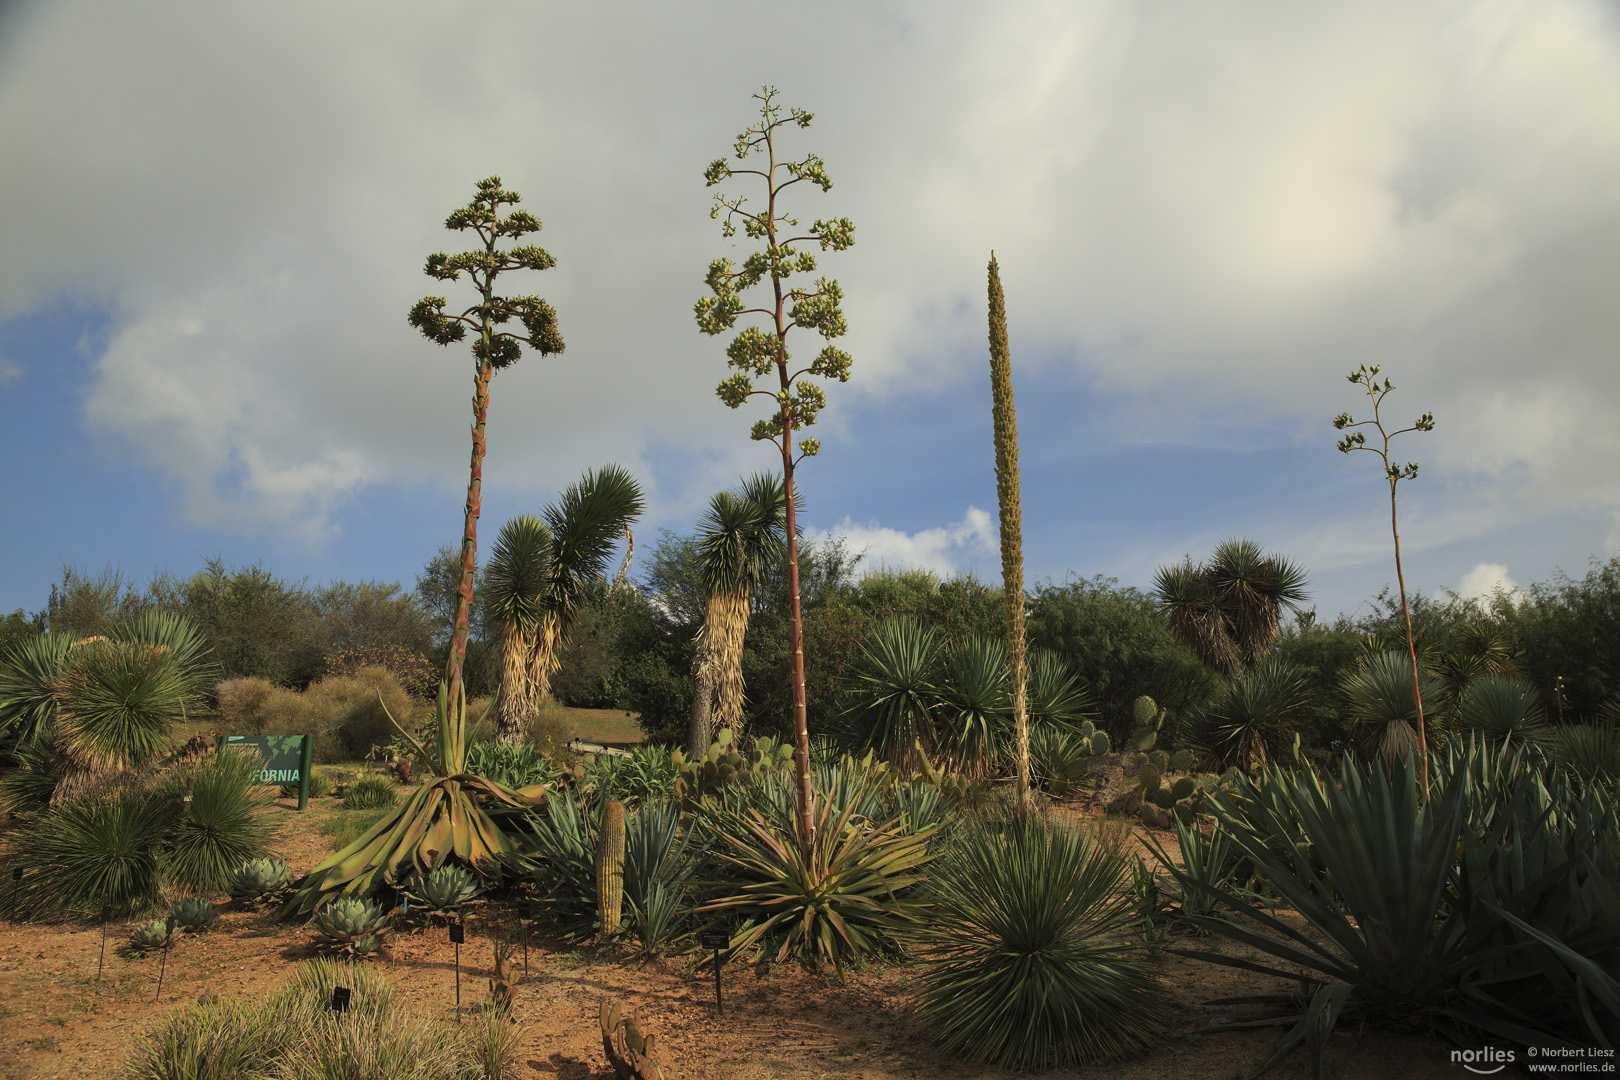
[1334, 365, 1435, 796]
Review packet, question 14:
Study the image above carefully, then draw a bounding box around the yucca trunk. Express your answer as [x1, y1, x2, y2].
[688, 640, 718, 758]
[494, 620, 534, 742]
[987, 254, 1031, 810]
[710, 588, 752, 735]
[525, 613, 564, 710]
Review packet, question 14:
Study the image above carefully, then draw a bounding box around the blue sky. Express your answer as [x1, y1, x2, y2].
[3, 1, 1619, 625]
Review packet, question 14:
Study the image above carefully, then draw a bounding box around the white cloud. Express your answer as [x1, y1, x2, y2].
[1456, 562, 1522, 603]
[812, 507, 998, 579]
[1, 0, 1618, 554]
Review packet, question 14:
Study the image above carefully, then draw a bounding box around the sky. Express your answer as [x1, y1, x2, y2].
[3, 0, 1619, 626]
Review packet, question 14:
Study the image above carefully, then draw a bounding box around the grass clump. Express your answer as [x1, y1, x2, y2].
[121, 959, 519, 1079]
[341, 774, 398, 811]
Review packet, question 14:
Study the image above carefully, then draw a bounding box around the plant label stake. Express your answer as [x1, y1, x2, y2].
[154, 916, 178, 1003]
[521, 901, 533, 977]
[98, 903, 111, 982]
[449, 920, 464, 1022]
[700, 931, 728, 1014]
[331, 986, 350, 1014]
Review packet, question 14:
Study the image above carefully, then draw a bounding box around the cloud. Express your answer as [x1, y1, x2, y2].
[1456, 562, 1522, 603]
[812, 507, 998, 579]
[1, 0, 1618, 558]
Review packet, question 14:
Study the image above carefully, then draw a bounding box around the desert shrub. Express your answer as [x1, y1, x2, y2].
[280, 767, 332, 800]
[10, 783, 173, 916]
[324, 642, 437, 700]
[526, 695, 574, 748]
[583, 744, 677, 806]
[121, 959, 519, 1080]
[1554, 722, 1620, 782]
[342, 774, 398, 811]
[912, 815, 1169, 1068]
[159, 748, 275, 893]
[307, 666, 416, 758]
[516, 790, 602, 934]
[214, 677, 280, 734]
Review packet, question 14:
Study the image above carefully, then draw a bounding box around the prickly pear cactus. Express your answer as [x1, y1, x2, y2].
[1129, 695, 1167, 752]
[312, 898, 388, 957]
[597, 800, 626, 938]
[229, 857, 294, 907]
[131, 918, 180, 952]
[169, 897, 219, 932]
[671, 729, 756, 807]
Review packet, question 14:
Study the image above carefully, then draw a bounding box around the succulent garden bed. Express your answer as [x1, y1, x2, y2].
[0, 784, 1474, 1080]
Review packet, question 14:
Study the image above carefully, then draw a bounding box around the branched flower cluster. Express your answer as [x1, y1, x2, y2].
[694, 87, 854, 461]
[407, 177, 565, 369]
[1333, 363, 1435, 481]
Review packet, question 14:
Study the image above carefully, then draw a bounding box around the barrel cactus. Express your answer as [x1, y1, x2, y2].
[401, 864, 483, 922]
[596, 799, 626, 938]
[312, 897, 388, 957]
[131, 917, 180, 953]
[169, 897, 220, 932]
[230, 857, 294, 907]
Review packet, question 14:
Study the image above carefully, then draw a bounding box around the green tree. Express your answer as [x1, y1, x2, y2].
[182, 559, 322, 686]
[46, 564, 147, 637]
[408, 176, 564, 708]
[696, 86, 855, 856]
[1335, 364, 1436, 792]
[985, 252, 1031, 808]
[688, 474, 789, 756]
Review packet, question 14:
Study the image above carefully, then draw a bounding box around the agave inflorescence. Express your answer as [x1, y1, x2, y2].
[312, 897, 388, 957]
[401, 864, 483, 923]
[169, 897, 220, 932]
[230, 857, 294, 907]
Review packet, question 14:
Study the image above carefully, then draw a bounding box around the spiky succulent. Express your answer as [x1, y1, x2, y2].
[229, 857, 294, 906]
[312, 897, 389, 957]
[400, 864, 483, 920]
[131, 918, 180, 952]
[169, 897, 220, 932]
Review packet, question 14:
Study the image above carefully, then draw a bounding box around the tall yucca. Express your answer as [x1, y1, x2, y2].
[688, 474, 788, 755]
[484, 515, 552, 741]
[524, 465, 644, 710]
[986, 254, 1031, 809]
[1153, 539, 1309, 680]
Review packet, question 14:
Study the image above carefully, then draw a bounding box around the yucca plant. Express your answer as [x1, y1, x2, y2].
[464, 738, 560, 791]
[484, 513, 554, 740]
[1189, 653, 1313, 771]
[1555, 723, 1620, 783]
[1342, 650, 1446, 767]
[169, 897, 220, 932]
[281, 768, 332, 800]
[840, 616, 943, 770]
[50, 641, 192, 800]
[911, 815, 1170, 1068]
[230, 856, 294, 907]
[622, 800, 700, 956]
[278, 682, 548, 918]
[1455, 674, 1549, 747]
[1024, 648, 1098, 730]
[342, 774, 398, 811]
[161, 747, 275, 893]
[11, 783, 172, 916]
[401, 863, 484, 923]
[1142, 814, 1239, 922]
[312, 897, 389, 957]
[697, 785, 935, 972]
[0, 631, 77, 750]
[933, 636, 1009, 774]
[515, 788, 603, 934]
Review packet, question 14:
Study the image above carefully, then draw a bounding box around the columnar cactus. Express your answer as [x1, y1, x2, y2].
[596, 799, 626, 937]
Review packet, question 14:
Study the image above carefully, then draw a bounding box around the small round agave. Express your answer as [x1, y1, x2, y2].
[229, 857, 294, 906]
[401, 864, 483, 922]
[131, 918, 180, 952]
[312, 897, 389, 957]
[169, 897, 220, 932]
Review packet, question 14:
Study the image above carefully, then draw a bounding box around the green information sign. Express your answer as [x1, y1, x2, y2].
[220, 734, 315, 810]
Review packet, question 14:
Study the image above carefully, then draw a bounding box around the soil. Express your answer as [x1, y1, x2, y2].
[0, 786, 1476, 1080]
